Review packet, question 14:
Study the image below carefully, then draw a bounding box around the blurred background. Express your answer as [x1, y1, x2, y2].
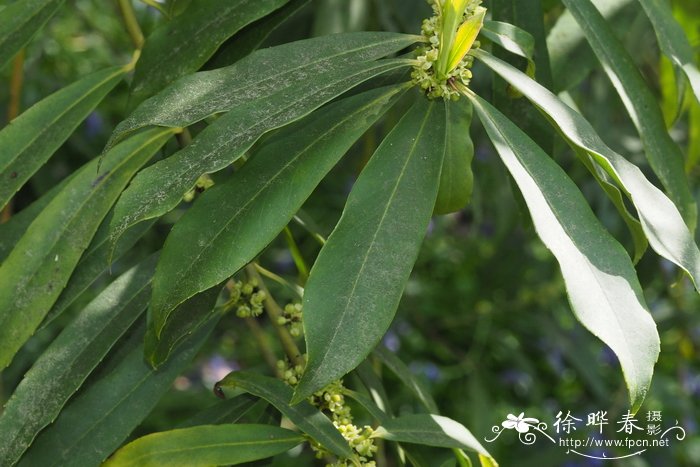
[1, 0, 698, 465]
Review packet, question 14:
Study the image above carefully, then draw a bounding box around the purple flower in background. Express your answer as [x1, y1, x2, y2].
[84, 111, 103, 138]
[382, 329, 400, 352]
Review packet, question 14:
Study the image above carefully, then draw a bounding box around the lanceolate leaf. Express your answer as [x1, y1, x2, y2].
[216, 371, 353, 458]
[470, 93, 660, 411]
[107, 32, 420, 149]
[374, 346, 438, 414]
[0, 128, 173, 370]
[373, 414, 492, 459]
[129, 0, 291, 105]
[637, 0, 700, 104]
[0, 0, 64, 70]
[151, 84, 408, 335]
[474, 49, 700, 289]
[103, 424, 303, 467]
[0, 66, 126, 209]
[109, 58, 412, 247]
[178, 395, 260, 428]
[0, 255, 157, 466]
[293, 96, 447, 402]
[563, 0, 697, 228]
[18, 318, 218, 467]
[434, 99, 474, 215]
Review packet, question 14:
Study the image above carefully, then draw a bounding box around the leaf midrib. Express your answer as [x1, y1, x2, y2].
[305, 102, 435, 382]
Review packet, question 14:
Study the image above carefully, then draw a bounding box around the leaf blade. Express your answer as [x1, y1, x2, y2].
[0, 0, 64, 70]
[293, 96, 447, 401]
[473, 49, 700, 290]
[103, 424, 303, 467]
[0, 254, 157, 466]
[0, 128, 173, 369]
[216, 371, 353, 458]
[0, 66, 126, 209]
[469, 93, 660, 411]
[129, 0, 291, 105]
[109, 58, 413, 249]
[151, 84, 407, 334]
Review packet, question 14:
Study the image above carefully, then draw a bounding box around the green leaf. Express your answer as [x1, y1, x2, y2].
[373, 414, 493, 460]
[205, 0, 310, 69]
[40, 217, 156, 329]
[18, 318, 218, 467]
[0, 254, 157, 466]
[446, 7, 486, 73]
[637, 0, 700, 104]
[0, 128, 173, 370]
[107, 32, 420, 149]
[216, 371, 353, 458]
[469, 93, 660, 411]
[0, 66, 126, 210]
[563, 0, 697, 229]
[481, 21, 535, 77]
[103, 424, 303, 467]
[0, 0, 64, 70]
[434, 99, 474, 215]
[109, 57, 412, 251]
[145, 287, 222, 368]
[151, 84, 407, 334]
[129, 0, 291, 106]
[473, 49, 700, 290]
[293, 96, 447, 402]
[0, 170, 77, 262]
[373, 346, 438, 414]
[343, 389, 390, 423]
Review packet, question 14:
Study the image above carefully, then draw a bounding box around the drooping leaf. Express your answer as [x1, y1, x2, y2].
[469, 93, 660, 411]
[103, 424, 303, 467]
[474, 49, 700, 290]
[129, 0, 291, 106]
[18, 318, 218, 467]
[0, 254, 157, 466]
[151, 84, 407, 335]
[637, 0, 700, 104]
[216, 371, 353, 458]
[0, 128, 174, 369]
[109, 57, 412, 250]
[107, 32, 420, 149]
[434, 99, 474, 215]
[0, 0, 64, 70]
[145, 287, 222, 368]
[0, 66, 126, 209]
[373, 414, 493, 460]
[206, 0, 311, 69]
[563, 0, 697, 228]
[293, 96, 447, 402]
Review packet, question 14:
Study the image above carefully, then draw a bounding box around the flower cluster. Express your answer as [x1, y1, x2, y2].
[277, 302, 303, 337]
[226, 278, 266, 318]
[412, 0, 483, 100]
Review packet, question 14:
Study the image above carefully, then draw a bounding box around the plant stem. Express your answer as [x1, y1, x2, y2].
[245, 264, 304, 367]
[244, 318, 281, 376]
[1, 50, 26, 223]
[117, 0, 144, 49]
